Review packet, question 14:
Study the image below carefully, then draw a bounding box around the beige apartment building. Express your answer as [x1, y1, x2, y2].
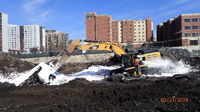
[112, 20, 122, 43]
[45, 30, 69, 52]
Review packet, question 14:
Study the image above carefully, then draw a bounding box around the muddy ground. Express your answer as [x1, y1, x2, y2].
[0, 50, 200, 112]
[0, 73, 200, 112]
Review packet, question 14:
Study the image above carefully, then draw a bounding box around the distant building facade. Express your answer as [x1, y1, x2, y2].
[86, 12, 112, 42]
[112, 20, 122, 43]
[157, 13, 200, 47]
[8, 24, 20, 51]
[0, 12, 8, 52]
[86, 12, 153, 46]
[45, 30, 69, 52]
[19, 25, 45, 53]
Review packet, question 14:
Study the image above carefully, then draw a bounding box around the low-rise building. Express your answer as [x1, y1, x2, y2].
[157, 13, 200, 47]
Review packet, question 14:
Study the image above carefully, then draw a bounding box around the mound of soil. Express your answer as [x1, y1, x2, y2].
[0, 53, 35, 74]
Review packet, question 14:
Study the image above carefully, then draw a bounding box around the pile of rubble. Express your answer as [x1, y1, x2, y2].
[0, 53, 35, 75]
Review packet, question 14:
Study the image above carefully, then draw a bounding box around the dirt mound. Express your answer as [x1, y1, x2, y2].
[0, 53, 35, 74]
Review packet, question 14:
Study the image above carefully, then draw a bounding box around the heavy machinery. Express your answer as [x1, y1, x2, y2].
[77, 42, 161, 75]
[26, 40, 161, 85]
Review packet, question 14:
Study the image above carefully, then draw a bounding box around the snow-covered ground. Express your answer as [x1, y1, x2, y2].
[0, 58, 194, 86]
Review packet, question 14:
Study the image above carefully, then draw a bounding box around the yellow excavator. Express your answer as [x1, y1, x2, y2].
[77, 41, 161, 75]
[27, 39, 161, 84]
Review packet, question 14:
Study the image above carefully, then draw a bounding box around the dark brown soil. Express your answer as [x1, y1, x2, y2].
[0, 73, 200, 112]
[0, 53, 35, 75]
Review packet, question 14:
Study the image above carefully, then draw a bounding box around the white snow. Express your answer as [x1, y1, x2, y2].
[0, 58, 194, 86]
[0, 63, 120, 86]
[143, 58, 192, 77]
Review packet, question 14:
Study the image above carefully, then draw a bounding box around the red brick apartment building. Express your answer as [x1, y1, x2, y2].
[86, 12, 111, 42]
[86, 12, 153, 46]
[157, 13, 200, 47]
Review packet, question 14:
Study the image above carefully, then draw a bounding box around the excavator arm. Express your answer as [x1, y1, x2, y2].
[49, 39, 81, 70]
[77, 42, 126, 57]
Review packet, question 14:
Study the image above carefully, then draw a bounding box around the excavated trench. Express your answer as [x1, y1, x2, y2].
[0, 50, 200, 112]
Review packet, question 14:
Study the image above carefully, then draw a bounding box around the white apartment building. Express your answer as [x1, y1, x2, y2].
[23, 25, 45, 53]
[134, 20, 146, 42]
[0, 12, 8, 52]
[8, 24, 20, 50]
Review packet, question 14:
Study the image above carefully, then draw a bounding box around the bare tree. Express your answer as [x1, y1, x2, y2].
[30, 47, 38, 54]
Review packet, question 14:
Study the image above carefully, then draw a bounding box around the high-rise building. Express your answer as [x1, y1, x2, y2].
[0, 12, 8, 52]
[121, 20, 134, 43]
[112, 20, 122, 43]
[157, 13, 200, 46]
[20, 25, 45, 53]
[45, 30, 69, 52]
[86, 12, 153, 45]
[8, 24, 20, 51]
[86, 12, 112, 42]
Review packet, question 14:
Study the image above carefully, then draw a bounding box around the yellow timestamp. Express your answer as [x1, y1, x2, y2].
[161, 98, 188, 103]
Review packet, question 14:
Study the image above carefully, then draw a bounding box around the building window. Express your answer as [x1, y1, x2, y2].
[185, 33, 191, 37]
[184, 18, 190, 22]
[190, 40, 198, 45]
[192, 33, 198, 37]
[192, 18, 198, 22]
[184, 26, 190, 30]
[192, 26, 198, 29]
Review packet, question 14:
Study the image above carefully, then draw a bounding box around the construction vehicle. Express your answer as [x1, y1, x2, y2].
[77, 42, 161, 75]
[26, 40, 161, 85]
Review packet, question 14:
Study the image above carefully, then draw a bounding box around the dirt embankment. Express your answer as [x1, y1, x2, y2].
[0, 53, 35, 75]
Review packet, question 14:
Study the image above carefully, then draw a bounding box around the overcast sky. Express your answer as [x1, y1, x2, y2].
[0, 0, 200, 40]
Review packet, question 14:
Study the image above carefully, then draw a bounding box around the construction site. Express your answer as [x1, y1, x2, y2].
[0, 40, 200, 112]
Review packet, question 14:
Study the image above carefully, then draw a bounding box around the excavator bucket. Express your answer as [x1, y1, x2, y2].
[22, 39, 81, 85]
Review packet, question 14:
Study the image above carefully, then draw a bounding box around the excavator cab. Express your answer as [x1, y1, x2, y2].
[121, 53, 136, 72]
